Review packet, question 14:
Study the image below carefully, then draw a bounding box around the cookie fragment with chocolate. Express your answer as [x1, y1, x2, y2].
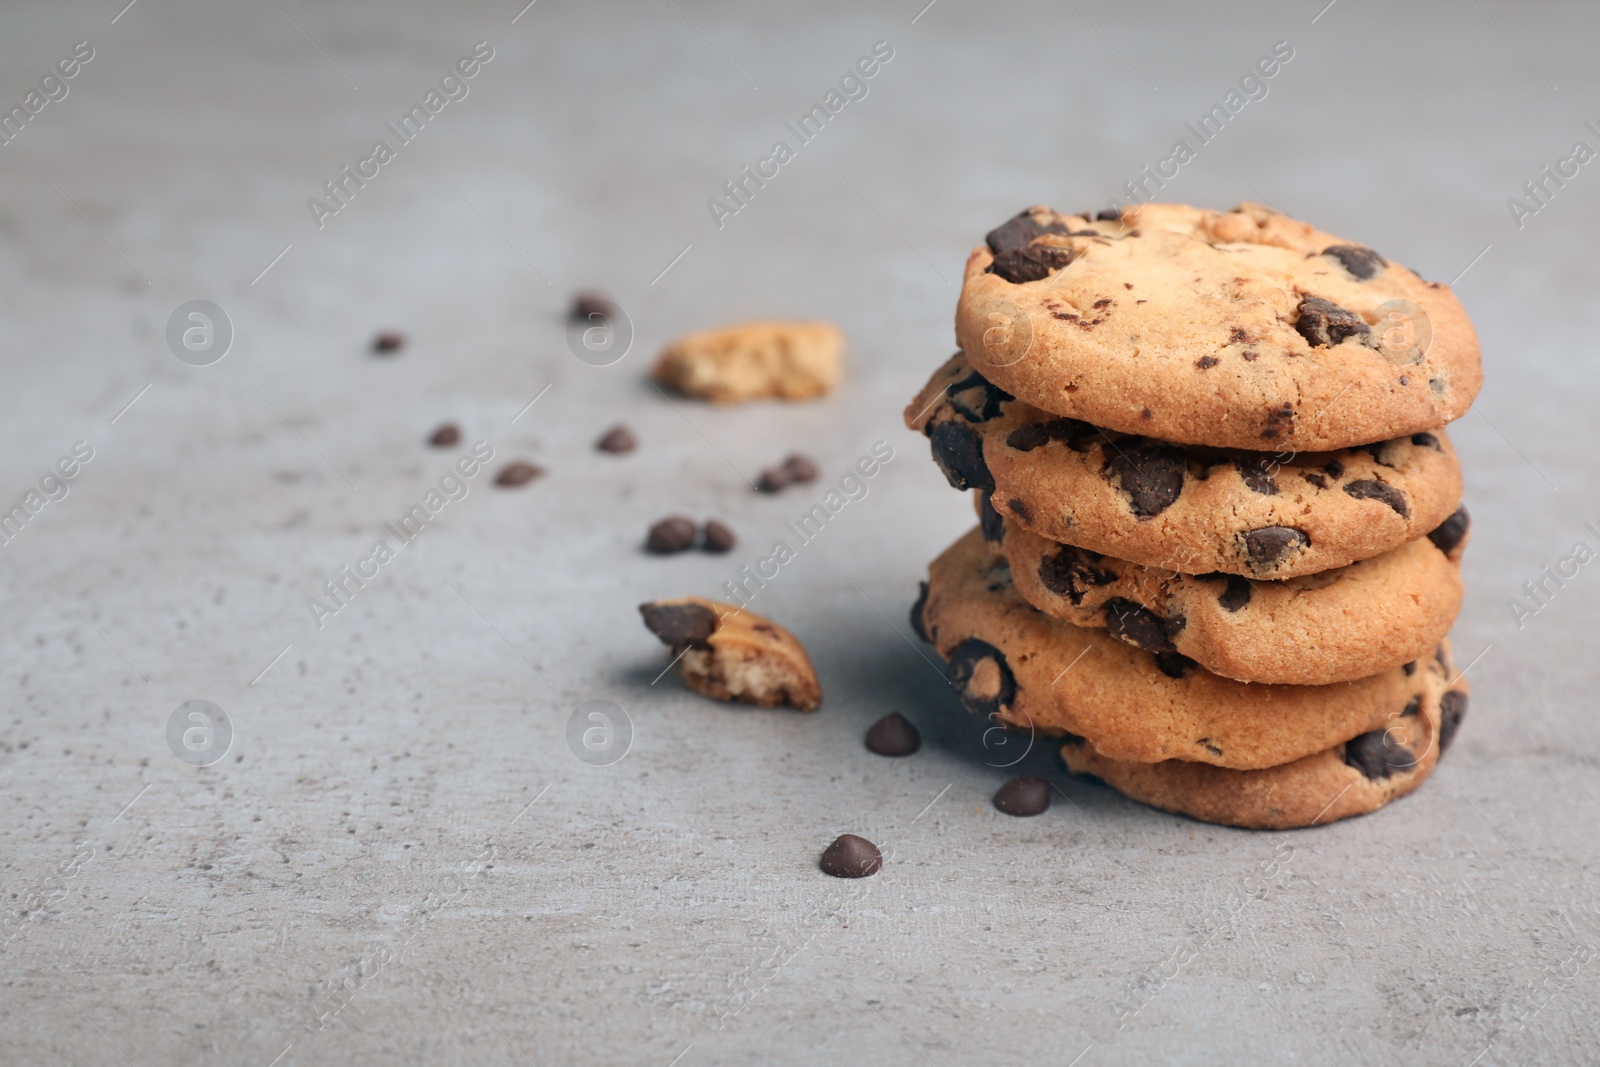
[639, 596, 822, 711]
[652, 321, 843, 403]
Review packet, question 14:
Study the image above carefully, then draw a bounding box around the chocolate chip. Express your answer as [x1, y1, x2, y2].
[1342, 479, 1410, 518]
[1401, 696, 1421, 717]
[1439, 691, 1468, 753]
[1428, 506, 1470, 555]
[1196, 356, 1219, 369]
[928, 421, 994, 491]
[1322, 245, 1386, 281]
[428, 423, 461, 447]
[783, 453, 820, 483]
[639, 600, 719, 649]
[1104, 598, 1174, 652]
[820, 834, 882, 878]
[978, 494, 1006, 544]
[495, 461, 544, 487]
[946, 372, 1013, 422]
[1235, 459, 1280, 496]
[371, 330, 405, 354]
[1302, 472, 1327, 489]
[1096, 208, 1123, 222]
[701, 520, 736, 553]
[1038, 545, 1117, 605]
[865, 713, 921, 757]
[945, 638, 1016, 717]
[1243, 526, 1311, 568]
[756, 467, 792, 493]
[645, 516, 697, 554]
[1006, 497, 1031, 523]
[1410, 432, 1441, 451]
[1261, 403, 1295, 441]
[1006, 423, 1050, 452]
[1048, 418, 1102, 451]
[986, 212, 1070, 254]
[1218, 576, 1252, 612]
[596, 424, 637, 453]
[570, 292, 615, 320]
[1402, 660, 1417, 676]
[989, 244, 1075, 284]
[1343, 729, 1417, 779]
[910, 581, 931, 642]
[1104, 443, 1186, 517]
[993, 777, 1051, 817]
[1155, 651, 1198, 678]
[1295, 296, 1372, 347]
[1325, 459, 1344, 479]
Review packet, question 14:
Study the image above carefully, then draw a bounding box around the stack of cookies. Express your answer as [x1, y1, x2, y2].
[906, 202, 1480, 829]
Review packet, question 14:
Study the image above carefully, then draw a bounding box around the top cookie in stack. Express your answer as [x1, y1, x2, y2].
[905, 202, 1480, 829]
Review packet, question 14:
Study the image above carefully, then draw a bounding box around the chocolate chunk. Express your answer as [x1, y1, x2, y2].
[1322, 245, 1386, 281]
[910, 581, 931, 642]
[820, 834, 882, 878]
[1402, 660, 1417, 676]
[1343, 729, 1418, 779]
[1007, 497, 1031, 522]
[946, 372, 1013, 422]
[756, 467, 792, 492]
[1439, 691, 1468, 753]
[993, 777, 1051, 817]
[928, 422, 994, 491]
[986, 212, 1070, 254]
[1195, 356, 1219, 369]
[1235, 459, 1280, 496]
[495, 461, 544, 487]
[1047, 418, 1102, 451]
[978, 494, 1006, 544]
[945, 638, 1016, 717]
[989, 244, 1075, 284]
[1302, 472, 1327, 489]
[1218, 576, 1252, 612]
[1295, 296, 1371, 347]
[570, 292, 615, 320]
[1243, 526, 1310, 568]
[865, 712, 921, 757]
[1261, 403, 1295, 441]
[596, 424, 637, 453]
[428, 422, 461, 447]
[371, 330, 405, 354]
[1343, 479, 1410, 518]
[1410, 432, 1441, 451]
[1325, 459, 1344, 479]
[701, 520, 736, 553]
[783, 453, 819, 483]
[1104, 443, 1186, 517]
[1104, 598, 1174, 652]
[1038, 545, 1117, 605]
[1401, 696, 1421, 717]
[645, 516, 697, 554]
[1006, 423, 1050, 452]
[1427, 506, 1470, 555]
[639, 600, 719, 649]
[1155, 651, 1198, 679]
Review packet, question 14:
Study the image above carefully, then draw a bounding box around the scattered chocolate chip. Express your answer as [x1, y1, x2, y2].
[701, 520, 736, 553]
[946, 372, 1013, 422]
[1439, 691, 1468, 753]
[1104, 443, 1186, 517]
[570, 292, 615, 320]
[596, 424, 637, 453]
[993, 777, 1051, 816]
[371, 330, 405, 354]
[429, 423, 461, 447]
[1410, 432, 1441, 451]
[783, 453, 819, 483]
[945, 638, 1016, 717]
[645, 516, 697, 554]
[1322, 245, 1386, 281]
[1155, 651, 1198, 679]
[865, 713, 921, 757]
[1195, 356, 1220, 369]
[978, 494, 1006, 544]
[1343, 729, 1417, 779]
[1295, 296, 1371, 347]
[1427, 506, 1471, 555]
[756, 467, 792, 492]
[1104, 598, 1174, 652]
[820, 834, 882, 878]
[910, 581, 931, 642]
[1324, 459, 1345, 479]
[1038, 545, 1117, 605]
[1243, 526, 1311, 569]
[1343, 479, 1410, 518]
[639, 600, 719, 649]
[989, 244, 1075, 284]
[1218, 576, 1252, 612]
[928, 422, 994, 491]
[985, 212, 1070, 254]
[495, 461, 544, 487]
[1236, 459, 1280, 496]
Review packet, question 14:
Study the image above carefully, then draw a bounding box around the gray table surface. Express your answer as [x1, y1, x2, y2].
[2, 1, 1598, 1063]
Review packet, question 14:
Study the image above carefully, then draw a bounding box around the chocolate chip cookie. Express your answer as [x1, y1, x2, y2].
[955, 202, 1482, 451]
[917, 528, 1437, 770]
[995, 504, 1467, 685]
[1061, 652, 1468, 829]
[652, 321, 842, 403]
[905, 352, 1464, 578]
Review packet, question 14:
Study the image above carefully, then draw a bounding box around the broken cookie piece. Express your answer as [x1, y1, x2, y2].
[638, 596, 822, 711]
[651, 321, 843, 404]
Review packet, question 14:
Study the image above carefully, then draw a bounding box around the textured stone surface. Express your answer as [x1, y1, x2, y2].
[0, 1, 1596, 1064]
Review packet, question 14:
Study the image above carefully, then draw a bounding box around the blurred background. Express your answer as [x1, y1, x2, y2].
[2, 1, 1596, 1063]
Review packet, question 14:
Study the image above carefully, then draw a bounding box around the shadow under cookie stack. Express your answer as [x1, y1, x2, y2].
[906, 202, 1481, 829]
